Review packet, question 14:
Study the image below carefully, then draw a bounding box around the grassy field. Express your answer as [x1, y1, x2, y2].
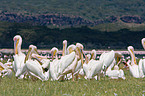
[0, 67, 145, 96]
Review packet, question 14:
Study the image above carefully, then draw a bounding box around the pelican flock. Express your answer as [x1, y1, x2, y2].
[1, 35, 145, 82]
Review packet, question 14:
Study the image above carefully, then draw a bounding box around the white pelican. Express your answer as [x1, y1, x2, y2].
[25, 45, 49, 81]
[99, 50, 115, 77]
[138, 38, 145, 75]
[49, 45, 76, 81]
[13, 35, 26, 78]
[49, 47, 60, 80]
[83, 49, 104, 80]
[106, 52, 125, 79]
[127, 46, 144, 78]
[77, 49, 95, 79]
[62, 43, 84, 81]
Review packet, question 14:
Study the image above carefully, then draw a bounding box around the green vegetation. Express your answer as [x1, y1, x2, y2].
[0, 67, 145, 95]
[0, 0, 145, 30]
[0, 21, 145, 49]
[90, 22, 145, 32]
[0, 0, 145, 21]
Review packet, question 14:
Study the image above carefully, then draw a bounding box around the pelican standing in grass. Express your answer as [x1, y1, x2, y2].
[83, 49, 103, 80]
[49, 40, 67, 80]
[62, 43, 84, 81]
[13, 35, 26, 78]
[127, 46, 144, 78]
[78, 49, 95, 79]
[57, 44, 77, 81]
[49, 47, 60, 80]
[49, 40, 68, 80]
[106, 52, 125, 79]
[25, 45, 49, 81]
[73, 43, 85, 79]
[49, 44, 76, 81]
[138, 38, 145, 76]
[99, 50, 115, 76]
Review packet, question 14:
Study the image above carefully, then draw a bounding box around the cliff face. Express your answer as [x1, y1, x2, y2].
[0, 12, 145, 27]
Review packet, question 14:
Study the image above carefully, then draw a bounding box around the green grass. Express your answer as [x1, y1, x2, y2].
[0, 68, 145, 96]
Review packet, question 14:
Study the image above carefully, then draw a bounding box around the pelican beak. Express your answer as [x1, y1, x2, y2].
[24, 48, 32, 63]
[130, 49, 137, 65]
[80, 49, 84, 65]
[90, 52, 94, 60]
[34, 48, 39, 54]
[14, 39, 19, 54]
[32, 54, 43, 65]
[144, 42, 145, 49]
[116, 57, 119, 63]
[35, 54, 47, 59]
[51, 51, 54, 60]
[32, 54, 47, 65]
[62, 43, 65, 56]
[80, 49, 85, 58]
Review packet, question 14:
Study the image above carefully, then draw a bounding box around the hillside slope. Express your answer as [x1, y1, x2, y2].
[0, 0, 145, 20]
[0, 0, 145, 29]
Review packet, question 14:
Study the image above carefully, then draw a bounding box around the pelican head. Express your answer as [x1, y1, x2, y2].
[141, 38, 145, 49]
[114, 65, 119, 70]
[76, 43, 84, 57]
[76, 43, 84, 49]
[25, 45, 38, 62]
[115, 52, 123, 64]
[13, 35, 22, 55]
[76, 43, 84, 65]
[63, 40, 67, 46]
[67, 44, 76, 54]
[28, 45, 38, 54]
[90, 49, 96, 60]
[85, 54, 91, 64]
[128, 46, 134, 54]
[127, 46, 137, 65]
[62, 40, 67, 56]
[50, 47, 58, 60]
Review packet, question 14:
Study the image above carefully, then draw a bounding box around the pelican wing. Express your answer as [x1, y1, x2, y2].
[62, 55, 78, 75]
[58, 52, 76, 74]
[49, 59, 60, 80]
[129, 64, 140, 78]
[26, 60, 47, 80]
[89, 60, 103, 77]
[84, 59, 103, 79]
[138, 59, 145, 77]
[41, 59, 50, 69]
[100, 50, 115, 69]
[106, 70, 120, 77]
[13, 54, 25, 71]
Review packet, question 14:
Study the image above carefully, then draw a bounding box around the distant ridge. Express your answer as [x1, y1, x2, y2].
[0, 11, 144, 27]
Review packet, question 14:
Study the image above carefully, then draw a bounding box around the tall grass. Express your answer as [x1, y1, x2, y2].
[0, 68, 145, 96]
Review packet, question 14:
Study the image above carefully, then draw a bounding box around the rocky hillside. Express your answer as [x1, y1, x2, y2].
[0, 11, 144, 27]
[0, 0, 145, 28]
